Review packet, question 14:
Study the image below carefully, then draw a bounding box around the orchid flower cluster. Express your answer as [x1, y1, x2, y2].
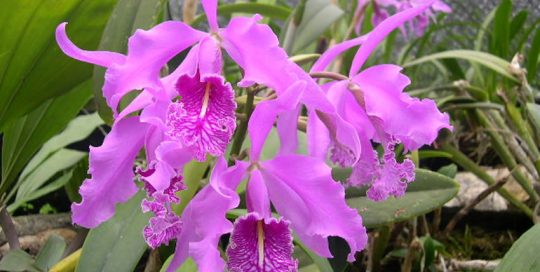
[55, 1, 450, 271]
[355, 0, 452, 36]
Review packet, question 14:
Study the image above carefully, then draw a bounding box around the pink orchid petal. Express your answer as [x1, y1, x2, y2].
[201, 0, 219, 32]
[276, 106, 301, 155]
[311, 35, 367, 73]
[226, 213, 297, 272]
[246, 170, 271, 218]
[105, 21, 205, 114]
[307, 109, 330, 159]
[55, 23, 125, 67]
[349, 1, 433, 76]
[72, 117, 147, 227]
[352, 64, 451, 150]
[261, 155, 368, 261]
[168, 158, 247, 272]
[198, 36, 223, 77]
[220, 15, 334, 113]
[248, 81, 306, 161]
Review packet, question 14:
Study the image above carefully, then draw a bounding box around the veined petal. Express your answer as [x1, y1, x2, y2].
[198, 36, 223, 77]
[55, 23, 125, 67]
[72, 117, 147, 228]
[227, 213, 298, 272]
[168, 158, 247, 272]
[166, 74, 236, 161]
[261, 155, 367, 261]
[352, 64, 451, 150]
[349, 2, 433, 76]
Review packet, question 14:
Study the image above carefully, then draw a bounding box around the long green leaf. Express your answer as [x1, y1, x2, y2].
[526, 27, 540, 83]
[285, 0, 343, 53]
[76, 191, 150, 272]
[0, 80, 92, 197]
[0, 249, 39, 272]
[403, 50, 518, 82]
[346, 169, 459, 228]
[34, 235, 67, 271]
[491, 0, 511, 58]
[495, 223, 540, 272]
[0, 0, 115, 130]
[92, 0, 167, 124]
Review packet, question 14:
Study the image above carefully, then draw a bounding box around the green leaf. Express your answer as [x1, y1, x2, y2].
[0, 80, 92, 197]
[437, 164, 458, 178]
[8, 168, 75, 213]
[172, 160, 210, 215]
[20, 113, 103, 178]
[92, 0, 167, 124]
[495, 223, 540, 272]
[287, 0, 343, 53]
[0, 249, 39, 272]
[34, 235, 67, 271]
[403, 50, 518, 82]
[346, 169, 459, 228]
[509, 11, 528, 41]
[161, 256, 198, 272]
[76, 191, 150, 272]
[191, 3, 291, 26]
[64, 156, 89, 203]
[526, 27, 540, 83]
[296, 240, 333, 272]
[13, 149, 86, 207]
[491, 0, 511, 58]
[0, 0, 115, 130]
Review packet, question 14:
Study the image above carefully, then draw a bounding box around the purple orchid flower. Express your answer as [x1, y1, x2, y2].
[355, 0, 451, 36]
[311, 2, 452, 201]
[56, 0, 363, 267]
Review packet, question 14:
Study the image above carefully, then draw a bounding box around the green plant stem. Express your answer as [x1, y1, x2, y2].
[441, 143, 533, 218]
[476, 110, 539, 201]
[229, 89, 255, 164]
[370, 225, 392, 272]
[503, 103, 540, 175]
[0, 207, 20, 250]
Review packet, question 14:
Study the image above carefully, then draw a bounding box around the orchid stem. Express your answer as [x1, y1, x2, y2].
[0, 207, 20, 250]
[310, 71, 348, 81]
[229, 88, 255, 165]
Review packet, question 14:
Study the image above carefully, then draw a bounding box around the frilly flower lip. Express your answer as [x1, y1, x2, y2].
[309, 2, 452, 202]
[166, 73, 237, 161]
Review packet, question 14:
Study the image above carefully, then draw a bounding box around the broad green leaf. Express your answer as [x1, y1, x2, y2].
[526, 27, 540, 83]
[20, 113, 103, 179]
[34, 235, 67, 271]
[286, 0, 343, 53]
[0, 249, 39, 272]
[8, 169, 74, 213]
[77, 191, 150, 272]
[13, 149, 86, 209]
[92, 0, 167, 123]
[0, 0, 115, 130]
[403, 50, 518, 82]
[191, 3, 292, 26]
[346, 169, 459, 228]
[0, 80, 92, 196]
[495, 223, 540, 272]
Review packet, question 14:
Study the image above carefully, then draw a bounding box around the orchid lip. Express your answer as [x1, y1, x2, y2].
[199, 82, 211, 118]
